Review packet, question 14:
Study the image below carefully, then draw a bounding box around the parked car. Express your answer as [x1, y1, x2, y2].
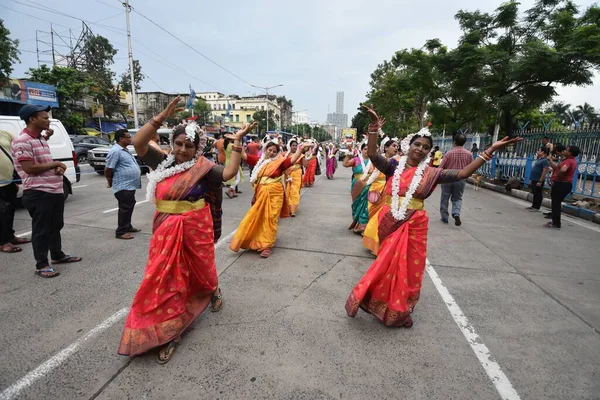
[70, 135, 111, 164]
[0, 115, 79, 200]
[87, 130, 149, 175]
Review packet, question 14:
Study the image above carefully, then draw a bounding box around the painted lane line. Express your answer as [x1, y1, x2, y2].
[0, 308, 129, 400]
[426, 260, 521, 400]
[0, 228, 237, 399]
[16, 231, 32, 238]
[481, 189, 600, 234]
[102, 200, 149, 214]
[72, 185, 88, 189]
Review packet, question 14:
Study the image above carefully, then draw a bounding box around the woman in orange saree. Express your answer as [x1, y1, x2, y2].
[362, 138, 400, 256]
[302, 142, 318, 187]
[118, 97, 256, 363]
[346, 105, 521, 328]
[230, 137, 304, 258]
[284, 137, 304, 217]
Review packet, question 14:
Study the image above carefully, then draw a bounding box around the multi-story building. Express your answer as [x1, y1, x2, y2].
[336, 91, 344, 114]
[326, 90, 348, 128]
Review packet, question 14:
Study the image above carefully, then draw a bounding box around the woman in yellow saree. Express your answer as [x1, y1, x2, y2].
[230, 136, 304, 258]
[363, 137, 400, 255]
[284, 136, 304, 217]
[119, 97, 256, 364]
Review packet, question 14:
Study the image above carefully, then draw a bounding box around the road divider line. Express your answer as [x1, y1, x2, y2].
[72, 185, 88, 189]
[426, 260, 521, 400]
[102, 200, 149, 214]
[0, 228, 238, 399]
[0, 308, 129, 400]
[16, 231, 31, 238]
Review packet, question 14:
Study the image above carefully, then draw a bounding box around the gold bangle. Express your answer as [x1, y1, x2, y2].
[478, 155, 488, 162]
[148, 119, 161, 129]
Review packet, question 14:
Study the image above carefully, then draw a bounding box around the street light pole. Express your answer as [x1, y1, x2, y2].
[251, 84, 282, 135]
[123, 0, 138, 129]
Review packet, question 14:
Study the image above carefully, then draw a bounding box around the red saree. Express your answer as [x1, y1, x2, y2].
[303, 158, 317, 187]
[346, 165, 458, 327]
[118, 158, 219, 356]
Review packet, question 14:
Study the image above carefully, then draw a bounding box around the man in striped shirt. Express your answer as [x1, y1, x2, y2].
[12, 105, 82, 278]
[439, 133, 474, 226]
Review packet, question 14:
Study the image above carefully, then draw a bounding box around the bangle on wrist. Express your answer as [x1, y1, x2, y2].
[478, 155, 488, 163]
[149, 118, 161, 129]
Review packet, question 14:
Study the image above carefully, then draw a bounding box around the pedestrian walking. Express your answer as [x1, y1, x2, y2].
[432, 146, 443, 168]
[105, 129, 142, 240]
[545, 145, 579, 229]
[245, 137, 261, 175]
[345, 105, 520, 328]
[11, 105, 81, 278]
[439, 133, 473, 226]
[526, 147, 550, 212]
[1, 130, 31, 253]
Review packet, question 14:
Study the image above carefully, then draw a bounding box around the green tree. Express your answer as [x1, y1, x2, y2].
[252, 109, 276, 135]
[0, 20, 20, 87]
[119, 59, 144, 93]
[177, 98, 213, 126]
[26, 65, 91, 132]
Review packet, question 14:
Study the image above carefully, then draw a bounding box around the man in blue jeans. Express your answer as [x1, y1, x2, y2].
[439, 134, 474, 226]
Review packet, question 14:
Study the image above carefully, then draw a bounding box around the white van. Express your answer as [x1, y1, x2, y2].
[0, 115, 80, 200]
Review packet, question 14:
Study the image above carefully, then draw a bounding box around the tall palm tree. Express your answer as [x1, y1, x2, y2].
[576, 102, 596, 125]
[548, 102, 571, 126]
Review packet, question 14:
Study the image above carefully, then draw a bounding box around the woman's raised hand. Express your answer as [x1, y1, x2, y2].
[490, 136, 523, 152]
[361, 103, 379, 124]
[162, 96, 183, 119]
[235, 122, 258, 140]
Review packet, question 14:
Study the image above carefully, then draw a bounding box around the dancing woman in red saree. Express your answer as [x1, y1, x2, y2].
[118, 97, 256, 363]
[346, 105, 521, 328]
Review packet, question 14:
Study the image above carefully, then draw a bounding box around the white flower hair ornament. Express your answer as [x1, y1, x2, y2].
[400, 127, 432, 155]
[146, 122, 206, 202]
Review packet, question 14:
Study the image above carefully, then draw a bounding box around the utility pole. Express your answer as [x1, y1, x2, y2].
[251, 84, 283, 135]
[50, 24, 56, 66]
[124, 0, 139, 128]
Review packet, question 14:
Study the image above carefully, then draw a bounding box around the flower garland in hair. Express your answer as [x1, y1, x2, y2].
[250, 136, 280, 183]
[390, 127, 432, 221]
[145, 122, 205, 202]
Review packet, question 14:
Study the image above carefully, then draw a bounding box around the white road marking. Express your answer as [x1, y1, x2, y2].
[72, 185, 88, 189]
[0, 228, 237, 398]
[0, 308, 129, 400]
[15, 231, 31, 238]
[481, 189, 600, 234]
[426, 260, 521, 400]
[102, 200, 149, 214]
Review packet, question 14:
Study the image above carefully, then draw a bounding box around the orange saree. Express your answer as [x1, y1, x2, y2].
[285, 155, 304, 214]
[118, 158, 220, 356]
[230, 156, 290, 252]
[303, 157, 317, 187]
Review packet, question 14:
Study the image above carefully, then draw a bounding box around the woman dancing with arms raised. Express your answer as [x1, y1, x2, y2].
[346, 105, 521, 327]
[118, 96, 256, 364]
[229, 136, 305, 258]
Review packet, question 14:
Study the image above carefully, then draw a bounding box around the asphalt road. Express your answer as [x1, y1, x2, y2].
[1, 164, 599, 400]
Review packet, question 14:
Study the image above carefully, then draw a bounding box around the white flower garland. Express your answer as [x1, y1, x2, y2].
[145, 154, 198, 202]
[249, 154, 275, 183]
[390, 155, 429, 221]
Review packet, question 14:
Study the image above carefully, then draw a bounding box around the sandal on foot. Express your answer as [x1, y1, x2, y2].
[51, 255, 82, 264]
[156, 338, 180, 365]
[35, 267, 60, 278]
[1, 244, 22, 253]
[260, 249, 272, 258]
[225, 189, 235, 199]
[10, 237, 31, 245]
[115, 233, 135, 240]
[211, 288, 223, 312]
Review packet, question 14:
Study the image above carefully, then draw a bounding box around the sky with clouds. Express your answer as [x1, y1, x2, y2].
[3, 0, 599, 123]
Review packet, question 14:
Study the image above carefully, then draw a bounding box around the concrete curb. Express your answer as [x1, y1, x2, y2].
[467, 178, 600, 225]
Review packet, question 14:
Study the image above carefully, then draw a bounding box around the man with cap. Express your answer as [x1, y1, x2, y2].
[11, 105, 82, 278]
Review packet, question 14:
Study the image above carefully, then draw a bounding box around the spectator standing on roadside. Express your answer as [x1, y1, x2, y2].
[105, 129, 142, 240]
[1, 130, 32, 253]
[432, 146, 443, 168]
[12, 105, 82, 278]
[439, 134, 473, 226]
[526, 147, 550, 212]
[544, 144, 579, 229]
[542, 137, 553, 155]
[471, 143, 479, 156]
